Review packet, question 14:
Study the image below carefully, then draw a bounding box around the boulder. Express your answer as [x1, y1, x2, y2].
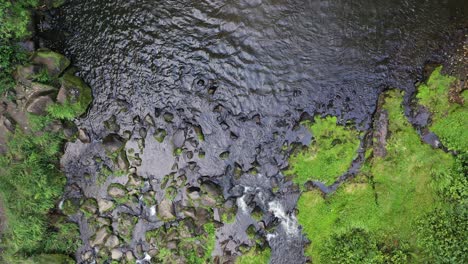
[78, 128, 90, 143]
[108, 185, 127, 198]
[98, 199, 114, 214]
[26, 95, 54, 116]
[103, 134, 125, 153]
[90, 228, 109, 247]
[15, 82, 57, 106]
[111, 249, 123, 260]
[32, 50, 70, 78]
[14, 64, 43, 85]
[105, 235, 120, 248]
[56, 70, 92, 117]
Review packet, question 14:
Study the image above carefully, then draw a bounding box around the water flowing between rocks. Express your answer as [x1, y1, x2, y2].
[37, 0, 467, 263]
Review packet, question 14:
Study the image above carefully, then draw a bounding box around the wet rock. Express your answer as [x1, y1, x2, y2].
[56, 70, 92, 116]
[172, 130, 185, 148]
[98, 199, 114, 214]
[139, 127, 147, 138]
[78, 128, 90, 143]
[158, 199, 175, 220]
[373, 108, 388, 158]
[103, 134, 125, 153]
[163, 112, 174, 122]
[108, 184, 127, 198]
[412, 105, 431, 127]
[32, 50, 70, 77]
[105, 235, 120, 248]
[145, 114, 154, 126]
[228, 185, 245, 198]
[26, 95, 54, 116]
[91, 228, 109, 247]
[422, 131, 441, 148]
[111, 249, 123, 260]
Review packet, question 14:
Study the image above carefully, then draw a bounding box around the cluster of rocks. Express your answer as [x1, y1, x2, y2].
[0, 48, 92, 153]
[60, 120, 246, 263]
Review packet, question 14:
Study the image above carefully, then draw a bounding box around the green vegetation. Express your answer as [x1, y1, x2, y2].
[236, 246, 271, 264]
[295, 87, 467, 263]
[0, 0, 38, 94]
[0, 0, 37, 39]
[287, 116, 360, 185]
[47, 70, 93, 120]
[417, 66, 467, 152]
[146, 222, 216, 264]
[0, 115, 81, 262]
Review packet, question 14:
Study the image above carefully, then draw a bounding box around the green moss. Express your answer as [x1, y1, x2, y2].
[236, 246, 271, 264]
[416, 66, 467, 152]
[296, 90, 457, 263]
[47, 71, 92, 120]
[287, 116, 360, 186]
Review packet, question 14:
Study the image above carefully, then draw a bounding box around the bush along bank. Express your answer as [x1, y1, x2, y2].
[292, 68, 467, 264]
[0, 48, 92, 262]
[0, 2, 92, 260]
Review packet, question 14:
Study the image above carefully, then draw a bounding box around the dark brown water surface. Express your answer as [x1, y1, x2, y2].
[44, 0, 467, 263]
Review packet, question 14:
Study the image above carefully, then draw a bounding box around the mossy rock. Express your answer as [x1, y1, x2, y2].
[32, 50, 70, 78]
[50, 69, 92, 120]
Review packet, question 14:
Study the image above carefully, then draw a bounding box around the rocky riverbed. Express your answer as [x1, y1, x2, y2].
[27, 0, 468, 263]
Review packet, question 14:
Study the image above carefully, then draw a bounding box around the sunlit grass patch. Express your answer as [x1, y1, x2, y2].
[288, 116, 360, 186]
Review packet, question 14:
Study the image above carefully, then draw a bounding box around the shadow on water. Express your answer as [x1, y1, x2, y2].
[40, 0, 467, 263]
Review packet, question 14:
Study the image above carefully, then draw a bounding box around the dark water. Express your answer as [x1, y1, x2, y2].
[46, 0, 466, 263]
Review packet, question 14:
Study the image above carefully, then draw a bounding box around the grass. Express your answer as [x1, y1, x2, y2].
[236, 246, 271, 264]
[416, 66, 467, 152]
[146, 222, 217, 264]
[287, 116, 360, 186]
[0, 115, 81, 262]
[296, 89, 463, 263]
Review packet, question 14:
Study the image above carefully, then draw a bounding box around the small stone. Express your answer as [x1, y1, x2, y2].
[98, 199, 114, 214]
[111, 249, 123, 260]
[105, 235, 120, 248]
